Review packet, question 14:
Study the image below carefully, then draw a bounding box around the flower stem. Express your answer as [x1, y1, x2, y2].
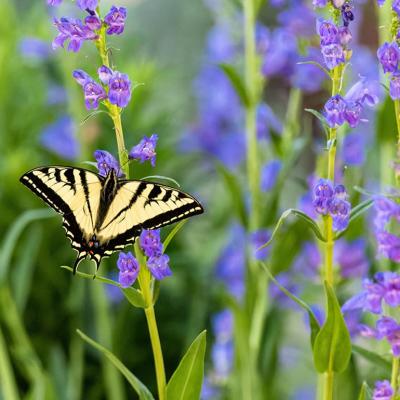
[392, 357, 400, 398]
[323, 370, 334, 400]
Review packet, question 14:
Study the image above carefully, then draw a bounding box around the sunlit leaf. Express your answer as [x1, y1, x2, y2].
[166, 331, 206, 400]
[77, 330, 154, 400]
[313, 282, 352, 373]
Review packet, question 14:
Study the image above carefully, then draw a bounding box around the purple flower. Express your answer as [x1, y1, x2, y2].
[390, 72, 400, 100]
[76, 0, 98, 11]
[206, 23, 237, 63]
[256, 24, 270, 55]
[85, 15, 102, 31]
[117, 252, 140, 288]
[260, 159, 281, 192]
[372, 380, 393, 400]
[52, 17, 98, 52]
[83, 80, 107, 109]
[394, 0, 400, 15]
[139, 229, 163, 258]
[335, 239, 369, 278]
[72, 69, 92, 86]
[104, 6, 127, 35]
[98, 65, 114, 85]
[293, 242, 321, 278]
[345, 77, 381, 108]
[341, 132, 365, 166]
[324, 95, 347, 127]
[129, 134, 158, 167]
[40, 115, 79, 160]
[94, 150, 122, 177]
[212, 309, 233, 342]
[377, 42, 400, 73]
[108, 72, 132, 108]
[313, 0, 328, 7]
[19, 37, 50, 61]
[250, 230, 271, 260]
[211, 341, 233, 379]
[256, 103, 282, 140]
[343, 101, 362, 128]
[277, 5, 315, 37]
[374, 196, 400, 231]
[376, 316, 398, 339]
[329, 196, 351, 232]
[313, 179, 334, 215]
[47, 0, 62, 5]
[147, 255, 172, 280]
[376, 231, 400, 262]
[341, 3, 354, 26]
[380, 272, 400, 307]
[338, 26, 352, 46]
[321, 43, 345, 70]
[215, 225, 246, 300]
[317, 20, 339, 46]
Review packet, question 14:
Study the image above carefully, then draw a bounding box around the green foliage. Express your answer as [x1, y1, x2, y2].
[313, 282, 352, 373]
[219, 64, 250, 107]
[166, 331, 206, 400]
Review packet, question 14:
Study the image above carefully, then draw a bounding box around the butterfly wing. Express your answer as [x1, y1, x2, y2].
[97, 180, 204, 252]
[20, 166, 103, 268]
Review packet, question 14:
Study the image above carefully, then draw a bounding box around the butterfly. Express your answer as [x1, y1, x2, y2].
[20, 166, 203, 274]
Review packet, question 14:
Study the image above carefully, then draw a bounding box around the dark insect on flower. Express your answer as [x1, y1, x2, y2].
[341, 3, 354, 26]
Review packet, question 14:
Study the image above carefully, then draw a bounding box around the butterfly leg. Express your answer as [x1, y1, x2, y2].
[73, 252, 88, 275]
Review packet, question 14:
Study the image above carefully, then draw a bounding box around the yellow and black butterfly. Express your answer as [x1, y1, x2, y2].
[20, 166, 203, 273]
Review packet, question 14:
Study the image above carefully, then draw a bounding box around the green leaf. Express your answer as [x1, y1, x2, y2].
[376, 95, 397, 143]
[313, 282, 352, 373]
[216, 163, 247, 227]
[76, 330, 154, 400]
[260, 262, 320, 346]
[257, 208, 326, 253]
[163, 220, 188, 252]
[297, 61, 330, 78]
[358, 382, 369, 400]
[352, 345, 391, 374]
[166, 331, 206, 400]
[61, 266, 146, 308]
[219, 64, 249, 107]
[304, 108, 329, 138]
[0, 209, 54, 283]
[141, 175, 181, 188]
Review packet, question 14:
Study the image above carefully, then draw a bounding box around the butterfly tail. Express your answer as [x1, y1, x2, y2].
[73, 252, 87, 275]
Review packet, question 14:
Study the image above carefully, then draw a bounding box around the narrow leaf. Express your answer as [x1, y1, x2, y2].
[304, 108, 329, 138]
[257, 208, 326, 252]
[61, 266, 145, 308]
[77, 330, 154, 400]
[352, 345, 391, 374]
[219, 64, 249, 106]
[313, 282, 352, 373]
[216, 163, 247, 227]
[141, 175, 181, 188]
[163, 220, 188, 252]
[297, 61, 330, 78]
[166, 331, 207, 400]
[260, 262, 320, 346]
[358, 382, 369, 400]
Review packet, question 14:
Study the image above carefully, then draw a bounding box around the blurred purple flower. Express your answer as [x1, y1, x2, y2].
[324, 95, 347, 127]
[47, 85, 68, 105]
[104, 6, 127, 35]
[212, 309, 233, 342]
[201, 377, 220, 400]
[19, 37, 50, 61]
[117, 252, 139, 288]
[338, 26, 352, 45]
[313, 178, 334, 214]
[105, 273, 124, 304]
[212, 341, 233, 380]
[372, 380, 393, 400]
[129, 134, 158, 167]
[343, 101, 362, 128]
[313, 0, 328, 7]
[256, 24, 270, 55]
[261, 160, 281, 192]
[250, 229, 271, 260]
[394, 0, 400, 15]
[317, 20, 339, 46]
[277, 5, 315, 37]
[94, 150, 122, 177]
[147, 254, 172, 280]
[321, 44, 345, 70]
[329, 196, 351, 231]
[48, 0, 62, 5]
[140, 229, 163, 258]
[40, 115, 79, 160]
[85, 15, 102, 31]
[335, 239, 369, 278]
[377, 42, 400, 73]
[341, 3, 354, 26]
[390, 73, 400, 100]
[341, 132, 365, 166]
[215, 224, 246, 300]
[76, 0, 98, 10]
[206, 23, 236, 63]
[108, 72, 132, 107]
[344, 309, 362, 337]
[345, 77, 381, 108]
[293, 242, 321, 278]
[376, 231, 400, 262]
[256, 103, 282, 140]
[73, 69, 107, 109]
[270, 272, 300, 309]
[374, 196, 400, 231]
[52, 17, 98, 52]
[97, 65, 114, 85]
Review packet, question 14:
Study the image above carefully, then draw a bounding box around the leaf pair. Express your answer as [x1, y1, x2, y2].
[77, 329, 206, 400]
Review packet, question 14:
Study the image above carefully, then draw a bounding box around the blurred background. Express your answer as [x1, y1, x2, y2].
[0, 0, 392, 399]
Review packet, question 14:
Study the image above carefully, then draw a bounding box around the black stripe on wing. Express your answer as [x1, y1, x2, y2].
[20, 170, 84, 249]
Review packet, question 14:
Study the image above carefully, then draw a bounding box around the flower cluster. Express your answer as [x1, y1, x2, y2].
[324, 77, 379, 128]
[377, 42, 400, 100]
[373, 196, 400, 263]
[312, 179, 351, 231]
[51, 3, 126, 53]
[372, 380, 394, 400]
[73, 66, 132, 109]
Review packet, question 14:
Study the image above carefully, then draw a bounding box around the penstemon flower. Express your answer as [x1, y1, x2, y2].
[129, 134, 158, 166]
[377, 42, 400, 73]
[147, 255, 172, 280]
[117, 251, 140, 288]
[140, 229, 163, 258]
[94, 149, 122, 177]
[76, 0, 98, 11]
[372, 380, 394, 400]
[104, 6, 127, 35]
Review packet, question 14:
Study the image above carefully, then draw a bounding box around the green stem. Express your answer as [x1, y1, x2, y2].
[323, 371, 334, 400]
[0, 324, 19, 400]
[392, 356, 400, 399]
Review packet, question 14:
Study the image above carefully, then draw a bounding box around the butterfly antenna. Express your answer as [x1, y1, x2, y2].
[73, 252, 87, 275]
[118, 159, 131, 177]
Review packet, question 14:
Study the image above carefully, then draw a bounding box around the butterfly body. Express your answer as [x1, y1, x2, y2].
[20, 166, 203, 273]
